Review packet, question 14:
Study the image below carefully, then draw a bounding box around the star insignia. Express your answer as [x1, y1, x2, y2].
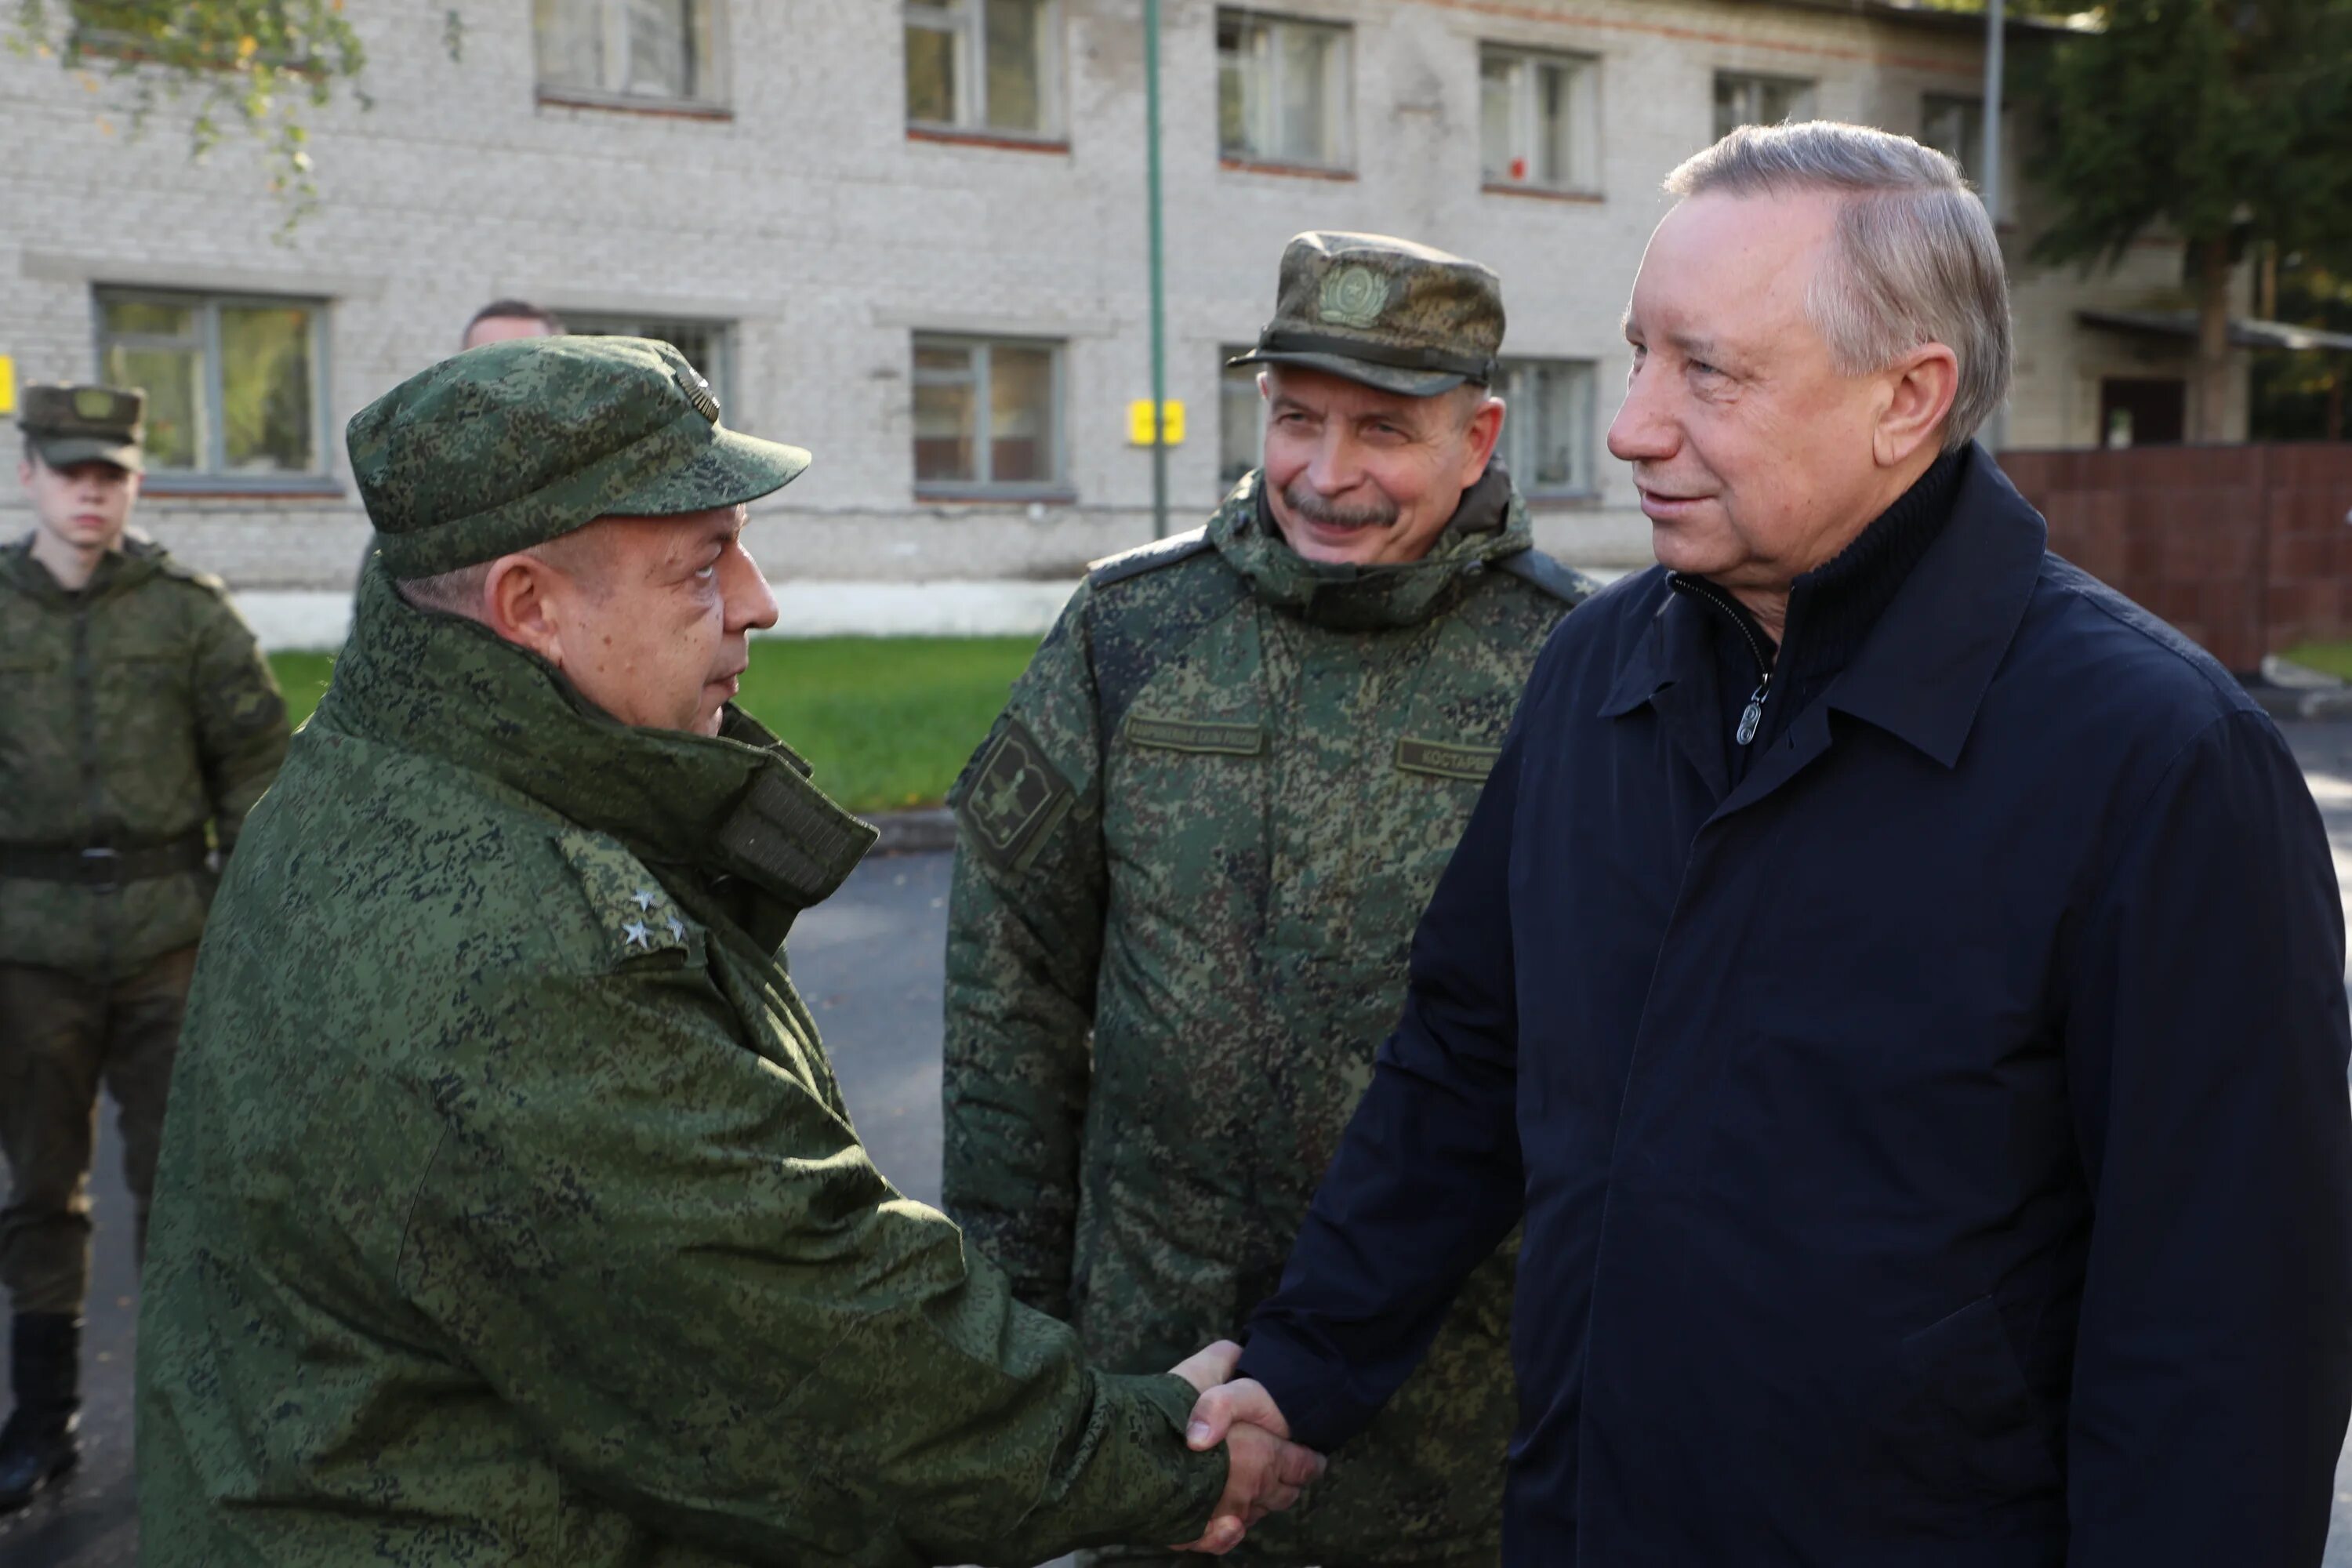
[622, 920, 652, 949]
[666, 914, 685, 940]
[631, 888, 657, 910]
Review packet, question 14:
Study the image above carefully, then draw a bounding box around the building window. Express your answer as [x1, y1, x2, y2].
[913, 335, 1063, 493]
[1479, 45, 1599, 193]
[1218, 10, 1352, 169]
[1220, 348, 1263, 492]
[1712, 71, 1814, 140]
[94, 289, 326, 481]
[534, 0, 721, 105]
[1922, 93, 1985, 185]
[905, 0, 1062, 137]
[565, 314, 735, 412]
[1497, 358, 1597, 496]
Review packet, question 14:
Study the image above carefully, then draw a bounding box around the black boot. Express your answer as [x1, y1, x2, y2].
[0, 1313, 82, 1511]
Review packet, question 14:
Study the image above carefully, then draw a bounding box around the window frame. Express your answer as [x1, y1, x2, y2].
[1218, 346, 1264, 495]
[1495, 356, 1599, 501]
[1711, 69, 1817, 141]
[532, 0, 730, 113]
[909, 332, 1069, 499]
[1216, 8, 1355, 173]
[903, 0, 1066, 143]
[561, 312, 738, 416]
[1479, 42, 1602, 196]
[90, 286, 334, 493]
[1921, 90, 1986, 185]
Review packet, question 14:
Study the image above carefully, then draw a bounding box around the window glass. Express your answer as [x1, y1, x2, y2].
[219, 304, 315, 473]
[1713, 71, 1815, 141]
[1479, 46, 1597, 190]
[985, 0, 1046, 132]
[1218, 10, 1349, 167]
[913, 343, 979, 483]
[912, 336, 1062, 489]
[95, 290, 322, 478]
[989, 345, 1054, 483]
[535, 0, 717, 103]
[1500, 359, 1596, 495]
[1922, 93, 1984, 183]
[906, 0, 1058, 135]
[1219, 350, 1262, 491]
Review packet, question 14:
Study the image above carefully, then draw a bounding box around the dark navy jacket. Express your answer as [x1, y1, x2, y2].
[1240, 449, 2352, 1566]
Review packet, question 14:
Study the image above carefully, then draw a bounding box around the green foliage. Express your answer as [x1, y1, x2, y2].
[270, 635, 1042, 815]
[5, 2, 461, 228]
[2027, 0, 2352, 272]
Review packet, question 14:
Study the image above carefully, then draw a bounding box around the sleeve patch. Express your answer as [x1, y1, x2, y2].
[956, 718, 1076, 875]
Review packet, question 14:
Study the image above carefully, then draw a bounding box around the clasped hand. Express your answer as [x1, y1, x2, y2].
[1165, 1341, 1326, 1555]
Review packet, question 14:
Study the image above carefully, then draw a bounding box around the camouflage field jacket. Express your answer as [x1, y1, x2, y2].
[943, 467, 1594, 1564]
[0, 533, 286, 980]
[136, 565, 1226, 1566]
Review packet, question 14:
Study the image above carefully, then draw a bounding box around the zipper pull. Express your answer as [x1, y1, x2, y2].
[1736, 681, 1769, 746]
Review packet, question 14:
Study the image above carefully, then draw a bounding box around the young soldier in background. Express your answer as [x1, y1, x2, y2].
[0, 383, 287, 1510]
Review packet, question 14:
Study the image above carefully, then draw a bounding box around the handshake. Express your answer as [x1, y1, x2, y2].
[1165, 1341, 1326, 1555]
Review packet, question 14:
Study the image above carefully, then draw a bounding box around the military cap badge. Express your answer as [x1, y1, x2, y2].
[675, 367, 721, 423]
[1318, 265, 1390, 329]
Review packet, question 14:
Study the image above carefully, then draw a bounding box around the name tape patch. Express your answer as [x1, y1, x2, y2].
[1123, 715, 1265, 756]
[1396, 737, 1501, 781]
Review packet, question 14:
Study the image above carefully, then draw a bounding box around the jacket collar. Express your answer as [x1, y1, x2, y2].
[318, 561, 876, 925]
[1207, 463, 1533, 631]
[1602, 444, 2045, 770]
[1, 530, 165, 607]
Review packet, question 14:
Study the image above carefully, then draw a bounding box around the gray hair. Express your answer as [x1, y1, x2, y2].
[1664, 121, 2013, 451]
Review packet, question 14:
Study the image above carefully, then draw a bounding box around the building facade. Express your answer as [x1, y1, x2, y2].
[0, 0, 2244, 602]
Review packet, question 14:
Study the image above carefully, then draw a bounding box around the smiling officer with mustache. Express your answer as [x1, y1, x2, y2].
[943, 231, 1595, 1568]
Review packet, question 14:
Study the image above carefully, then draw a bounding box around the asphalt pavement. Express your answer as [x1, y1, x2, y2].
[13, 731, 2352, 1563]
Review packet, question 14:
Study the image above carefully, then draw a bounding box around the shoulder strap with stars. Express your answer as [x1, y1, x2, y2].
[553, 829, 701, 970]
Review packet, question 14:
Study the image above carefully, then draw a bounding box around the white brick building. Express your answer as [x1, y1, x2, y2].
[0, 0, 2239, 602]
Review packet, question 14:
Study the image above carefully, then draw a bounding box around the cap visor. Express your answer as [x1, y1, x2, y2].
[600, 425, 811, 518]
[1225, 349, 1467, 399]
[30, 436, 143, 474]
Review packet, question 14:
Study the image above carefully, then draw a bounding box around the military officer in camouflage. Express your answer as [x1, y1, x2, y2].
[0, 384, 287, 1512]
[942, 233, 1596, 1567]
[135, 336, 1323, 1565]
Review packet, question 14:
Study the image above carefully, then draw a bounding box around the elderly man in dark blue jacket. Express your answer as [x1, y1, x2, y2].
[1182, 121, 2352, 1564]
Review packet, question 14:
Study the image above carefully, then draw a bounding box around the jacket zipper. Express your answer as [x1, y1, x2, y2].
[1670, 575, 1775, 746]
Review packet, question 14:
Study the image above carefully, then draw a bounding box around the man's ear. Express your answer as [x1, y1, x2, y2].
[15, 459, 32, 490]
[1875, 343, 1959, 468]
[1461, 394, 1506, 485]
[481, 552, 568, 669]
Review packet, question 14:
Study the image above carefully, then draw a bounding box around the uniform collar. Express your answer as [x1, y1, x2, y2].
[1207, 463, 1533, 631]
[1602, 444, 2045, 769]
[319, 560, 875, 920]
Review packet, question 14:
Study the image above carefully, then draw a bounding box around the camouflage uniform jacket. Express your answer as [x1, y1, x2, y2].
[0, 532, 286, 980]
[135, 566, 1226, 1567]
[943, 467, 1594, 1564]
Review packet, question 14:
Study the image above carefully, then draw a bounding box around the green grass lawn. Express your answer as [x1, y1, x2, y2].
[2281, 642, 2352, 682]
[269, 635, 1040, 815]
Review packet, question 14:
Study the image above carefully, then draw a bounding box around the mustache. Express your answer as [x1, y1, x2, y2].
[1281, 481, 1399, 530]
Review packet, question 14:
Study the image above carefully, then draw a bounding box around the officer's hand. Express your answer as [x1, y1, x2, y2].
[1163, 1350, 1326, 1555]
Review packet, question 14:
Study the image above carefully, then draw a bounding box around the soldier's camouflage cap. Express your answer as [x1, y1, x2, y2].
[19, 383, 145, 473]
[351, 336, 810, 579]
[1228, 231, 1505, 397]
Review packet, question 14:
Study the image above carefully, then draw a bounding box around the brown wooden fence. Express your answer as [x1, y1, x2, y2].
[2000, 445, 2352, 673]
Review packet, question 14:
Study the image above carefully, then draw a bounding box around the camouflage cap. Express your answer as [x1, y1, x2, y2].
[19, 383, 146, 473]
[1228, 232, 1505, 397]
[351, 336, 810, 579]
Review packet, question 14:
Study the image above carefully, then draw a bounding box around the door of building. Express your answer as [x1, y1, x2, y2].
[2099, 378, 2187, 448]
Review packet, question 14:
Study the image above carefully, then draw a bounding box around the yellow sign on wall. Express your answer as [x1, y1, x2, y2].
[1127, 398, 1185, 446]
[0, 355, 15, 417]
